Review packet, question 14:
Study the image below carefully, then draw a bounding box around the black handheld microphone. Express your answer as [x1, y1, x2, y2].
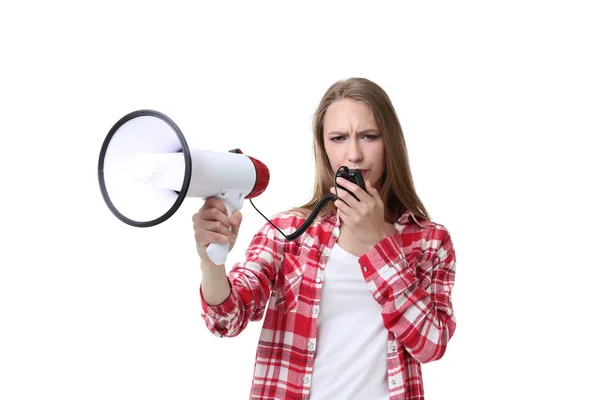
[335, 166, 366, 201]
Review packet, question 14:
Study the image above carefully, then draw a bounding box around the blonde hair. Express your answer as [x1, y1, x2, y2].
[289, 77, 430, 224]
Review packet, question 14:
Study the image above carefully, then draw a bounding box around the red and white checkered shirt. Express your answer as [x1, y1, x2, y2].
[200, 208, 457, 399]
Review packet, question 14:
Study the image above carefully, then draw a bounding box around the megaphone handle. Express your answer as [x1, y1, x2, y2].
[205, 191, 244, 266]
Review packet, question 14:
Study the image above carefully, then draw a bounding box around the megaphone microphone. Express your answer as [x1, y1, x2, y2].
[97, 109, 269, 265]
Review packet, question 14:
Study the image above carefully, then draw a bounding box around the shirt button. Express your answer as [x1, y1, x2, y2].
[308, 340, 315, 350]
[391, 379, 397, 386]
[312, 306, 319, 315]
[390, 345, 396, 352]
[303, 376, 310, 385]
[332, 228, 339, 238]
[362, 266, 368, 272]
[316, 277, 322, 284]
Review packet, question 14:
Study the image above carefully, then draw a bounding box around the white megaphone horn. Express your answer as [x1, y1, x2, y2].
[97, 109, 270, 266]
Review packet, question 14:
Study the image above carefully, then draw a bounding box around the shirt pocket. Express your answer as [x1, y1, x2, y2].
[274, 253, 307, 314]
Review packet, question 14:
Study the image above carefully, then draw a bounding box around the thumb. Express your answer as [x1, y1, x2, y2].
[230, 211, 243, 235]
[365, 180, 379, 198]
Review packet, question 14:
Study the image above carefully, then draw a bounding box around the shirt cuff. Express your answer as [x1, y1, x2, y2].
[200, 278, 237, 321]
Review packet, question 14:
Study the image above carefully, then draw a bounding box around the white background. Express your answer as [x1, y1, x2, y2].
[1, 1, 599, 399]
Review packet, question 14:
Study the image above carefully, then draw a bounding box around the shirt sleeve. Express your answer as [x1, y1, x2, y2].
[358, 227, 457, 363]
[200, 222, 281, 338]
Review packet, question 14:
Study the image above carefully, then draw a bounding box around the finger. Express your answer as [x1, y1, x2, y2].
[337, 206, 350, 226]
[199, 207, 231, 228]
[332, 185, 361, 208]
[365, 180, 382, 202]
[230, 211, 243, 226]
[202, 197, 228, 215]
[202, 232, 230, 246]
[209, 220, 231, 236]
[193, 222, 230, 241]
[335, 177, 368, 202]
[195, 229, 229, 246]
[230, 211, 243, 235]
[334, 189, 359, 207]
[334, 199, 352, 215]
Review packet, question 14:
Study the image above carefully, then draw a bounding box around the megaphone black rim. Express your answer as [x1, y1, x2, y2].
[98, 109, 192, 227]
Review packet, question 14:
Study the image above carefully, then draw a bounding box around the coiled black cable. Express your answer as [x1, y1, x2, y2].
[249, 192, 336, 241]
[248, 166, 352, 241]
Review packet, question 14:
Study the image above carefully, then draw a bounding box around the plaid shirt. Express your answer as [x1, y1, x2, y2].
[200, 208, 457, 400]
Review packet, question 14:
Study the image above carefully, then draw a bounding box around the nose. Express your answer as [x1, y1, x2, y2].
[347, 138, 363, 164]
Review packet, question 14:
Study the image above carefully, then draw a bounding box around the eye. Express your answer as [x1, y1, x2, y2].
[330, 136, 345, 142]
[361, 134, 380, 141]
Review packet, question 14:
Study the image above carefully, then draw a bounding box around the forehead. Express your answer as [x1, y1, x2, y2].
[323, 99, 377, 131]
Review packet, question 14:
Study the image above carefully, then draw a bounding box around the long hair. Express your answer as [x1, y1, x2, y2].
[289, 77, 430, 224]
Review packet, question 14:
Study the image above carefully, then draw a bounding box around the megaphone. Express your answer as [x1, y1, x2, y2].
[97, 109, 269, 266]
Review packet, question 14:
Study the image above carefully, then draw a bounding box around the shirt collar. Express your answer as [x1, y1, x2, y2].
[398, 208, 430, 228]
[327, 207, 430, 229]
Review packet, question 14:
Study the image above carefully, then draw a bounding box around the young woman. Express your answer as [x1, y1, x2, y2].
[193, 77, 457, 399]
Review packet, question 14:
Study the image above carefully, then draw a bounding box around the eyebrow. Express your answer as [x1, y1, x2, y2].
[326, 129, 380, 136]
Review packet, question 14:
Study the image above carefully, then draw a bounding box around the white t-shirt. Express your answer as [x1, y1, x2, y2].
[309, 243, 389, 400]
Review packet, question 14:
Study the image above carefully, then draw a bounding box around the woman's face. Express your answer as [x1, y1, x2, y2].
[322, 99, 385, 190]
